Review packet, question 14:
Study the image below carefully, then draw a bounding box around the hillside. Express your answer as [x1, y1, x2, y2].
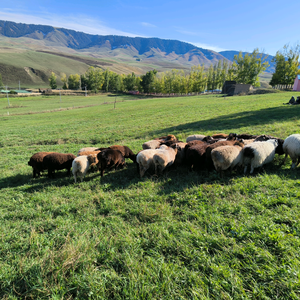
[0, 20, 274, 88]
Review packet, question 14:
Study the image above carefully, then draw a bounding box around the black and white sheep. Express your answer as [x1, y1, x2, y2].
[243, 139, 278, 174]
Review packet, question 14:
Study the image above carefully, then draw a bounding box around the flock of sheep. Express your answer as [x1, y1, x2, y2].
[27, 133, 300, 182]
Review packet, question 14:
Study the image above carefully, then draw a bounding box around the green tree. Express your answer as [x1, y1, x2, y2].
[83, 67, 104, 91]
[68, 74, 81, 90]
[140, 69, 157, 93]
[270, 44, 300, 89]
[49, 72, 57, 89]
[232, 48, 269, 87]
[123, 72, 137, 91]
[61, 73, 68, 89]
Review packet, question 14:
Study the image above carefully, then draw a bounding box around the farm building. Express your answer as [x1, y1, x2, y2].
[293, 75, 300, 91]
[222, 81, 253, 96]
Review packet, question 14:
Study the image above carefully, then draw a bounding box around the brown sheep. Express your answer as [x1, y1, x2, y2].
[185, 142, 210, 171]
[108, 145, 136, 162]
[43, 153, 76, 178]
[212, 133, 229, 139]
[96, 149, 126, 177]
[28, 152, 54, 178]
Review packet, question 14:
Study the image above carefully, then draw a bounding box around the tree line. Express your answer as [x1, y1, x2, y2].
[48, 46, 300, 93]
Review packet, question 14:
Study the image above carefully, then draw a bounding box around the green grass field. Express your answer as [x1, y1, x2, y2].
[1, 92, 300, 299]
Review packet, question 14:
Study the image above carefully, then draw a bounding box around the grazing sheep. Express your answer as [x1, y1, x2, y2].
[136, 145, 168, 177]
[96, 149, 126, 177]
[243, 138, 256, 145]
[43, 153, 76, 178]
[28, 152, 54, 178]
[205, 138, 239, 170]
[237, 134, 258, 140]
[77, 150, 101, 169]
[77, 147, 99, 155]
[243, 139, 278, 174]
[142, 139, 162, 150]
[72, 154, 97, 183]
[282, 134, 300, 168]
[153, 145, 178, 175]
[212, 133, 228, 139]
[109, 145, 136, 162]
[186, 134, 206, 143]
[185, 142, 209, 171]
[211, 140, 245, 172]
[172, 142, 187, 166]
[160, 134, 179, 146]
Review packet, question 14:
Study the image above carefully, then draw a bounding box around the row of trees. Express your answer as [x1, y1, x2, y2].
[48, 46, 300, 93]
[270, 45, 300, 89]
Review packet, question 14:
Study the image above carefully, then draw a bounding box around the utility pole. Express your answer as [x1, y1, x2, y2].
[85, 86, 87, 97]
[6, 86, 10, 107]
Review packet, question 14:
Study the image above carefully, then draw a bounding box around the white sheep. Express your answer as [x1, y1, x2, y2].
[136, 145, 168, 177]
[153, 145, 178, 175]
[72, 154, 97, 182]
[186, 134, 206, 143]
[243, 139, 278, 174]
[282, 134, 300, 168]
[211, 140, 245, 172]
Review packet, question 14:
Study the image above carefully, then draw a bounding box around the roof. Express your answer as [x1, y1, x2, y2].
[1, 90, 9, 93]
[13, 90, 30, 93]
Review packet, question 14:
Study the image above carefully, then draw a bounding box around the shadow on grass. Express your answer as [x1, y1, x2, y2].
[0, 170, 76, 192]
[1, 156, 298, 194]
[147, 105, 300, 137]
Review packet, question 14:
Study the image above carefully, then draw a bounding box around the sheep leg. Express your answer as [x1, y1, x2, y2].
[291, 159, 297, 169]
[250, 165, 254, 174]
[244, 166, 248, 174]
[139, 165, 146, 177]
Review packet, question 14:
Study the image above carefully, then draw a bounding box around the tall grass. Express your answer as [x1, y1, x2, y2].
[1, 92, 300, 299]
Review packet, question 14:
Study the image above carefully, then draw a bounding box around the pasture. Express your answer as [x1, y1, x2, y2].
[1, 92, 300, 299]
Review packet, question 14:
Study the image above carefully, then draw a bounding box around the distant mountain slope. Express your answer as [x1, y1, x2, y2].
[0, 20, 225, 61]
[0, 20, 274, 87]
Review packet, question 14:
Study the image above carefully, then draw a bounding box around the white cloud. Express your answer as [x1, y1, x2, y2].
[141, 22, 156, 28]
[191, 42, 227, 53]
[0, 11, 140, 37]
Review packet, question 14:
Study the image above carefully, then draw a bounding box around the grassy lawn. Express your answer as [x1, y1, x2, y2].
[1, 92, 300, 299]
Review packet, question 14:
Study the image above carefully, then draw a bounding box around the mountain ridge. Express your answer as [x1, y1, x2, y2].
[0, 20, 274, 87]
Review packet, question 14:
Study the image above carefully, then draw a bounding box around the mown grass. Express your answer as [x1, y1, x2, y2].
[1, 92, 300, 299]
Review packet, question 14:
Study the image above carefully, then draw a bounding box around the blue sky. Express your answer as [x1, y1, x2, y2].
[1, 0, 299, 55]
